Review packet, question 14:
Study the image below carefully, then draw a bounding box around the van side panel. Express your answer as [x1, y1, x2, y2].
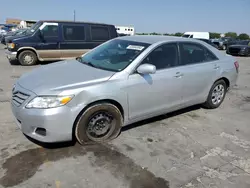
[60, 23, 118, 59]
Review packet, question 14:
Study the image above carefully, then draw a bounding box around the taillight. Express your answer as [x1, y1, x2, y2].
[234, 61, 239, 73]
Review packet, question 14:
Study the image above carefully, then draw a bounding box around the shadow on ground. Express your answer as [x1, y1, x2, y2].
[122, 104, 201, 132]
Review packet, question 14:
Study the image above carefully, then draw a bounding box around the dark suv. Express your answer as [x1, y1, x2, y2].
[212, 37, 237, 50]
[5, 20, 118, 66]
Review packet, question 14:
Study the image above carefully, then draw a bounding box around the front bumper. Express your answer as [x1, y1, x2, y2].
[11, 84, 80, 143]
[5, 50, 17, 61]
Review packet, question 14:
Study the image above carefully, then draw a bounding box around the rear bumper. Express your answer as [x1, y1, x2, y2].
[5, 50, 17, 60]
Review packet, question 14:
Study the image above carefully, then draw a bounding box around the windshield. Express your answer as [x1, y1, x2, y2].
[182, 34, 191, 38]
[25, 22, 42, 35]
[78, 39, 150, 72]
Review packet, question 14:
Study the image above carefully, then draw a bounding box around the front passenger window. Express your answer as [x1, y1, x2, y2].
[142, 43, 178, 70]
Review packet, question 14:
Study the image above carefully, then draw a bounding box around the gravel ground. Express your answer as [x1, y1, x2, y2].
[0, 44, 250, 188]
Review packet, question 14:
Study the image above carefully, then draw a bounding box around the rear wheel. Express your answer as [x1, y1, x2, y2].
[18, 50, 37, 66]
[203, 80, 227, 109]
[75, 103, 123, 145]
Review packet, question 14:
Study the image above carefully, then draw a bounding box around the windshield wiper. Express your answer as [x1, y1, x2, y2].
[77, 59, 96, 68]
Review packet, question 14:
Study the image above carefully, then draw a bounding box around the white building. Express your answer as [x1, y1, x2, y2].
[19, 20, 37, 28]
[115, 26, 135, 36]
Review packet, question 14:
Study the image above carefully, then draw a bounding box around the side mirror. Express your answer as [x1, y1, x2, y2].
[137, 64, 156, 75]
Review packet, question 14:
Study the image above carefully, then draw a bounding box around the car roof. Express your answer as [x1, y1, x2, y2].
[39, 20, 114, 26]
[119, 35, 204, 44]
[119, 35, 231, 60]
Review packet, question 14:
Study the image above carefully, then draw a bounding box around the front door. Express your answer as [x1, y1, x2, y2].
[127, 43, 184, 120]
[177, 42, 220, 106]
[36, 22, 61, 61]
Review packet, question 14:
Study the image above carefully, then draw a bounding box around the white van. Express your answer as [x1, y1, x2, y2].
[182, 32, 210, 39]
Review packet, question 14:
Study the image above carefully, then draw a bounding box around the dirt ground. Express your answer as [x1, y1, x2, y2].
[0, 44, 250, 188]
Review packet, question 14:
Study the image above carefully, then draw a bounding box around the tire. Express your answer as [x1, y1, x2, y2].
[75, 103, 123, 145]
[222, 45, 226, 50]
[203, 80, 227, 109]
[18, 50, 38, 66]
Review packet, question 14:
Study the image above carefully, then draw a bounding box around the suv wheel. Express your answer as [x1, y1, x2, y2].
[18, 50, 38, 66]
[75, 103, 123, 145]
[222, 45, 226, 50]
[203, 80, 227, 109]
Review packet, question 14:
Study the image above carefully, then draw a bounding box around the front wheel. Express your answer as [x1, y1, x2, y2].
[203, 80, 227, 109]
[222, 45, 226, 50]
[75, 103, 123, 145]
[18, 50, 38, 66]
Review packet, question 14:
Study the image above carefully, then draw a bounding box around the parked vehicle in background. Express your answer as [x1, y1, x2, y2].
[0, 27, 10, 39]
[11, 36, 238, 144]
[196, 38, 218, 49]
[5, 20, 118, 66]
[211, 37, 237, 50]
[226, 40, 250, 56]
[19, 20, 37, 28]
[182, 32, 210, 39]
[115, 26, 135, 36]
[1, 28, 27, 45]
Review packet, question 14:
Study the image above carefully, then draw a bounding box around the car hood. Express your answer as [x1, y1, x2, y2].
[5, 33, 31, 43]
[17, 59, 116, 95]
[229, 45, 248, 48]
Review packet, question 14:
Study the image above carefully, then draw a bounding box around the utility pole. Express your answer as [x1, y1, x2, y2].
[73, 10, 76, 22]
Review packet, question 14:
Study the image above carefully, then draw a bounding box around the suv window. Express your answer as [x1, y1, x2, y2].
[142, 43, 178, 70]
[91, 26, 110, 41]
[179, 42, 218, 65]
[63, 25, 85, 41]
[42, 25, 58, 37]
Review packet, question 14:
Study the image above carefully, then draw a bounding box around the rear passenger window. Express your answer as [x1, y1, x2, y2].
[63, 25, 85, 41]
[91, 26, 110, 41]
[179, 43, 218, 65]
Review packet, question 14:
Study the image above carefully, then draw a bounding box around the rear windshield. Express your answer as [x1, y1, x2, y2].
[78, 39, 150, 72]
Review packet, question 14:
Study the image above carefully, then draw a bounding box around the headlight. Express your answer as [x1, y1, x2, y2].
[26, 95, 74, 109]
[7, 43, 15, 49]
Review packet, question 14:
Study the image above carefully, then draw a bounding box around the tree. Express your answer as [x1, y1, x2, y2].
[150, 32, 161, 35]
[238, 33, 249, 40]
[174, 32, 183, 37]
[224, 32, 237, 38]
[209, 32, 221, 39]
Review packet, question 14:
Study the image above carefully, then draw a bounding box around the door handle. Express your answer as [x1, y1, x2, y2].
[174, 72, 184, 78]
[214, 65, 220, 69]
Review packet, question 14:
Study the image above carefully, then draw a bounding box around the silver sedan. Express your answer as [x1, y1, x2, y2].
[11, 36, 239, 145]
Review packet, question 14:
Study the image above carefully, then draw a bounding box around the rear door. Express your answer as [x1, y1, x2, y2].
[177, 42, 220, 106]
[36, 22, 61, 60]
[60, 23, 90, 59]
